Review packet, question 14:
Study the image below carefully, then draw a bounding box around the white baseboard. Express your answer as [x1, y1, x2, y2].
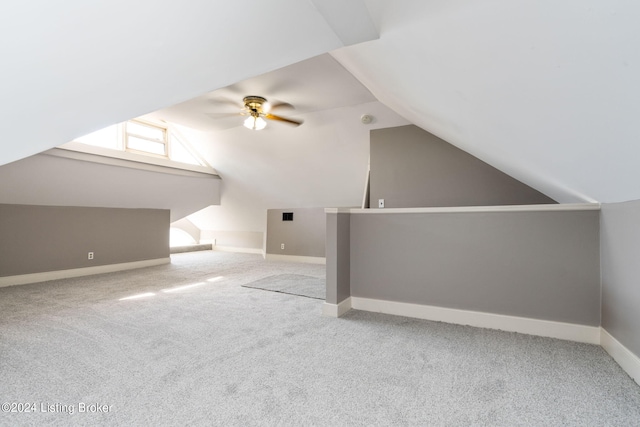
[0, 258, 171, 288]
[322, 297, 352, 317]
[349, 297, 601, 344]
[601, 328, 640, 386]
[264, 254, 326, 265]
[212, 246, 264, 255]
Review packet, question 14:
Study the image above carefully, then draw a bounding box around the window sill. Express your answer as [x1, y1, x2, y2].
[48, 142, 219, 178]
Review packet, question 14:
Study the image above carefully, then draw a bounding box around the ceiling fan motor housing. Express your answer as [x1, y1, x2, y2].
[239, 95, 302, 127]
[243, 96, 267, 115]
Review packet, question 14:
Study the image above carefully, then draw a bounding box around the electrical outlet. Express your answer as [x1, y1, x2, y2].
[281, 243, 285, 250]
[88, 252, 94, 260]
[378, 199, 385, 208]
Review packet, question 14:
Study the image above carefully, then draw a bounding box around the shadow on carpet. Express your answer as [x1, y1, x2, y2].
[242, 274, 325, 300]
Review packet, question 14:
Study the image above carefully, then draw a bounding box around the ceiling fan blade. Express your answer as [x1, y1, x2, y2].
[264, 113, 303, 126]
[205, 112, 244, 119]
[268, 101, 294, 111]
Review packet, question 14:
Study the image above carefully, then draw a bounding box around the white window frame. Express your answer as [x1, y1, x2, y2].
[59, 119, 216, 176]
[124, 119, 169, 158]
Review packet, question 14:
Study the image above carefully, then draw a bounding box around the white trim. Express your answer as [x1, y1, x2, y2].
[49, 143, 219, 177]
[264, 254, 326, 265]
[601, 328, 640, 386]
[322, 297, 352, 317]
[212, 246, 264, 255]
[325, 208, 354, 214]
[350, 297, 601, 344]
[327, 203, 600, 215]
[0, 258, 170, 288]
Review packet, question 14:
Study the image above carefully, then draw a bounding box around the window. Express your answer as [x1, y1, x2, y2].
[125, 120, 167, 157]
[71, 119, 208, 168]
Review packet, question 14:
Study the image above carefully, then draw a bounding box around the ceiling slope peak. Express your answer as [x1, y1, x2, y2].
[332, 0, 640, 204]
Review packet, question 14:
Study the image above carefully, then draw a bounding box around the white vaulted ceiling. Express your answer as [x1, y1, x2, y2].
[1, 0, 640, 205]
[0, 0, 377, 165]
[333, 0, 640, 203]
[142, 54, 378, 132]
[156, 53, 409, 231]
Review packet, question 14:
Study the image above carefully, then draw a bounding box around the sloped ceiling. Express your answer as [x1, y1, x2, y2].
[333, 0, 640, 204]
[2, 0, 639, 205]
[159, 54, 409, 232]
[0, 152, 219, 222]
[0, 0, 376, 166]
[142, 54, 379, 131]
[182, 98, 409, 233]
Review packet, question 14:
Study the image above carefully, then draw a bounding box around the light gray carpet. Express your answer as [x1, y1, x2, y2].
[242, 274, 325, 299]
[1, 251, 639, 426]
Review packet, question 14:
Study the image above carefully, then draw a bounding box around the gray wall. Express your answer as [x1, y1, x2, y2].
[601, 199, 640, 356]
[326, 211, 351, 304]
[370, 125, 556, 208]
[0, 204, 169, 277]
[266, 208, 326, 257]
[346, 209, 600, 325]
[0, 152, 220, 222]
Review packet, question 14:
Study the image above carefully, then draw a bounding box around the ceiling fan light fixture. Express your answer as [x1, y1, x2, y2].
[244, 115, 267, 130]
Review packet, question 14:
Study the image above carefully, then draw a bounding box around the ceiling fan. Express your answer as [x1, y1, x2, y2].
[235, 96, 303, 130]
